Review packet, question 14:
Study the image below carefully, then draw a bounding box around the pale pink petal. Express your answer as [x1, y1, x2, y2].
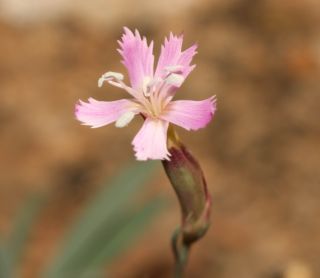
[132, 119, 170, 160]
[155, 33, 183, 78]
[161, 97, 216, 131]
[75, 98, 137, 128]
[118, 27, 154, 90]
[177, 44, 197, 78]
[155, 33, 197, 79]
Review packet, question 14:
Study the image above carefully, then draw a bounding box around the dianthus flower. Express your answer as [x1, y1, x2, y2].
[75, 27, 216, 160]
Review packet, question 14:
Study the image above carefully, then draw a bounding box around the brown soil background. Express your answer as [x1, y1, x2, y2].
[0, 0, 319, 277]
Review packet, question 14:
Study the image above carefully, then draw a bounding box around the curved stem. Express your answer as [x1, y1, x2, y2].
[162, 127, 211, 278]
[172, 228, 189, 278]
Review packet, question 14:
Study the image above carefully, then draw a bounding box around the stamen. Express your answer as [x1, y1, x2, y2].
[98, 77, 105, 88]
[115, 111, 135, 128]
[142, 76, 152, 97]
[98, 72, 148, 107]
[98, 71, 124, 87]
[164, 65, 183, 74]
[165, 73, 184, 87]
[107, 80, 124, 88]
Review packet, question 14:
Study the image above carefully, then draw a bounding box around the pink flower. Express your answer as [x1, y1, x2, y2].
[75, 27, 216, 160]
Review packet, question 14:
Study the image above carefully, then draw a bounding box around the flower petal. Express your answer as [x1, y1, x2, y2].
[75, 98, 137, 128]
[161, 97, 216, 131]
[118, 27, 154, 90]
[177, 44, 197, 78]
[155, 33, 197, 80]
[132, 119, 170, 160]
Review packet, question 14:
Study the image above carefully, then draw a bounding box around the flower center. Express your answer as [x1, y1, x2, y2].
[140, 65, 184, 118]
[141, 90, 164, 118]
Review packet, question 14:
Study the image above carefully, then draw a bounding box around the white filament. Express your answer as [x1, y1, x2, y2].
[98, 71, 124, 88]
[142, 76, 152, 97]
[164, 65, 183, 74]
[165, 73, 184, 87]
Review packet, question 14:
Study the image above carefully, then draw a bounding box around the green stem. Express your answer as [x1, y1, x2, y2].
[172, 228, 189, 278]
[162, 127, 211, 278]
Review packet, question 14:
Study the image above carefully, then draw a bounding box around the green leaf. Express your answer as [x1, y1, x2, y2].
[78, 196, 166, 278]
[0, 239, 11, 278]
[6, 193, 45, 275]
[44, 161, 160, 278]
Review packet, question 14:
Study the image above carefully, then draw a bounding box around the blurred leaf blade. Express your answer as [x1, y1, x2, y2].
[44, 161, 160, 277]
[78, 196, 167, 278]
[6, 193, 45, 274]
[0, 239, 11, 278]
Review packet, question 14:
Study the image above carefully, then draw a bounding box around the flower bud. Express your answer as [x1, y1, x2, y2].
[162, 127, 211, 245]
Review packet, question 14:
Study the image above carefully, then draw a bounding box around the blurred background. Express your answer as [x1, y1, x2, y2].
[0, 0, 319, 277]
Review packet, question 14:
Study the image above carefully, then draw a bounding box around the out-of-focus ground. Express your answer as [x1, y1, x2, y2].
[0, 0, 319, 277]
